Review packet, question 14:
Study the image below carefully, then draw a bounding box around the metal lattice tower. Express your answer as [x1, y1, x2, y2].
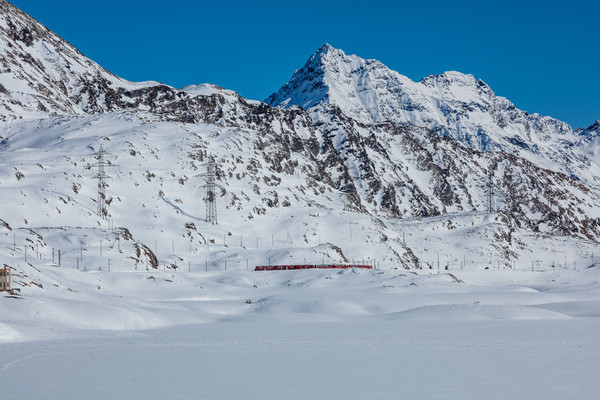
[341, 186, 354, 211]
[485, 167, 495, 214]
[200, 155, 219, 224]
[88, 144, 117, 220]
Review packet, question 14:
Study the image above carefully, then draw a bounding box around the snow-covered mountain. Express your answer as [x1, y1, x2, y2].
[266, 44, 599, 183]
[0, 0, 599, 285]
[2, 5, 600, 397]
[0, 0, 180, 120]
[0, 0, 258, 124]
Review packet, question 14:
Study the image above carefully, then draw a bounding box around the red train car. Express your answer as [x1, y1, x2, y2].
[254, 264, 373, 271]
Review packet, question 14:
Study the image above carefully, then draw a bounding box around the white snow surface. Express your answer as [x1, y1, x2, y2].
[2, 263, 600, 399]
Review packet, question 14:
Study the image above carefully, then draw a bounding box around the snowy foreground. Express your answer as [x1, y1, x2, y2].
[1, 266, 600, 399]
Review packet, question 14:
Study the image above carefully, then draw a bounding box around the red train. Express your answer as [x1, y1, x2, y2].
[254, 264, 373, 271]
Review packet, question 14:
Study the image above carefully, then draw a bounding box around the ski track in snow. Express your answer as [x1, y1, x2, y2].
[0, 353, 38, 372]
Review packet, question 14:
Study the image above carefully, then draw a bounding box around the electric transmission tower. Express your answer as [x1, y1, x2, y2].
[341, 185, 358, 212]
[485, 167, 495, 214]
[87, 144, 118, 220]
[198, 155, 219, 224]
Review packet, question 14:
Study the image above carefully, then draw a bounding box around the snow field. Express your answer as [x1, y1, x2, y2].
[2, 259, 600, 400]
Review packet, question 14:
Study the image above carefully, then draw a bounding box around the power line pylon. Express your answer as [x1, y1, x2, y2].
[341, 186, 353, 211]
[198, 155, 219, 224]
[485, 166, 495, 214]
[87, 144, 118, 220]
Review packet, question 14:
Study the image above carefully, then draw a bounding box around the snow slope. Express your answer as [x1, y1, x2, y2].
[2, 262, 600, 399]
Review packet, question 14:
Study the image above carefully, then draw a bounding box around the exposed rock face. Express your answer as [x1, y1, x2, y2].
[295, 102, 600, 240]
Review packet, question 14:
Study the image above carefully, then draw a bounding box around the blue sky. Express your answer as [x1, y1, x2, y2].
[10, 0, 600, 128]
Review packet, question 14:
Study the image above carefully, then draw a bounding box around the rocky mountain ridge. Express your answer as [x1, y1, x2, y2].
[266, 44, 599, 184]
[0, 0, 259, 124]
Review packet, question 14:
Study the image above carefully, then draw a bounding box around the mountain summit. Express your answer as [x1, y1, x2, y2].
[0, 0, 171, 120]
[266, 44, 596, 181]
[266, 43, 415, 118]
[266, 44, 573, 144]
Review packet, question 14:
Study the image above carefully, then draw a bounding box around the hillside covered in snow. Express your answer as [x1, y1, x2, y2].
[1, 2, 600, 398]
[0, 0, 598, 296]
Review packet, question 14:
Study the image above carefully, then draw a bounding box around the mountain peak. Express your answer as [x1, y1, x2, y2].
[311, 43, 347, 62]
[265, 44, 383, 110]
[265, 44, 582, 173]
[315, 42, 335, 54]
